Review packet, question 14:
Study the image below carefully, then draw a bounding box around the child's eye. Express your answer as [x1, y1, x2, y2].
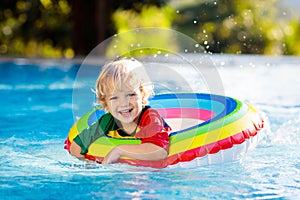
[128, 93, 136, 97]
[109, 96, 117, 101]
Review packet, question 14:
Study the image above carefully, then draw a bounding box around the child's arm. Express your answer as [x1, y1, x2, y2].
[70, 141, 85, 158]
[102, 143, 168, 164]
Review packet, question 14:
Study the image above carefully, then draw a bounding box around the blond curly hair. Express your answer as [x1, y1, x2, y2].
[95, 58, 154, 109]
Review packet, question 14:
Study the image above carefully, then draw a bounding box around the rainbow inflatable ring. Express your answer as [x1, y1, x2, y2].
[65, 93, 264, 169]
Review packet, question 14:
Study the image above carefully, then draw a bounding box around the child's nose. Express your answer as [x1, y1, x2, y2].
[119, 95, 129, 106]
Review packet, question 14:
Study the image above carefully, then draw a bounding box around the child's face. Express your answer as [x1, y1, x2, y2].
[105, 84, 144, 126]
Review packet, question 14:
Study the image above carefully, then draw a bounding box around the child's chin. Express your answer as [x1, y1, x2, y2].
[118, 115, 135, 123]
[119, 112, 131, 118]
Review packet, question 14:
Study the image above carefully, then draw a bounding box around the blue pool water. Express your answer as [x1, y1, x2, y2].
[1, 55, 300, 199]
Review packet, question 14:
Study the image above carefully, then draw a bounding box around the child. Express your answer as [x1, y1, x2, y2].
[70, 58, 171, 164]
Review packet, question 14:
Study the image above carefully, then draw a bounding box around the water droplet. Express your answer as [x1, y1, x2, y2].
[176, 10, 180, 14]
[157, 50, 161, 54]
[195, 43, 200, 48]
[193, 20, 197, 24]
[204, 41, 208, 45]
[249, 62, 255, 68]
[184, 49, 188, 52]
[2, 26, 12, 35]
[113, 45, 117, 48]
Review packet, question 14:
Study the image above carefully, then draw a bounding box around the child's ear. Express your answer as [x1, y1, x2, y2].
[142, 97, 147, 105]
[141, 90, 147, 105]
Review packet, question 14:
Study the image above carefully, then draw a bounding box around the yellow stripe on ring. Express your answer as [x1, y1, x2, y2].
[68, 121, 79, 142]
[168, 109, 259, 156]
[88, 144, 114, 157]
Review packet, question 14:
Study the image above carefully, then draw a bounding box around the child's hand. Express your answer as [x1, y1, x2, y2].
[102, 147, 121, 164]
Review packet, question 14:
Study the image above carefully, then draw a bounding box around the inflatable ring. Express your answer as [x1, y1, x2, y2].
[65, 93, 264, 168]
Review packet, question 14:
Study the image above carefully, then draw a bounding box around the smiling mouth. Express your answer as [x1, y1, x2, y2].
[119, 108, 133, 115]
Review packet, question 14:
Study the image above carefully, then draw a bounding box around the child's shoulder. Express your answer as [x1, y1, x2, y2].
[142, 106, 160, 115]
[99, 111, 112, 119]
[139, 106, 163, 122]
[140, 106, 171, 130]
[98, 112, 116, 130]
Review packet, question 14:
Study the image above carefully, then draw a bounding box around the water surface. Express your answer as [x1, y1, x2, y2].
[0, 55, 299, 199]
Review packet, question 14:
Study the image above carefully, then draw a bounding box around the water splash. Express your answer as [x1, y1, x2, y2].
[272, 116, 300, 145]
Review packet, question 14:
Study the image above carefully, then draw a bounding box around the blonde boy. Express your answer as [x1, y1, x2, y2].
[70, 58, 170, 164]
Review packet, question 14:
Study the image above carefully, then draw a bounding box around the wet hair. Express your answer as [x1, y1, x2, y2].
[95, 58, 154, 109]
